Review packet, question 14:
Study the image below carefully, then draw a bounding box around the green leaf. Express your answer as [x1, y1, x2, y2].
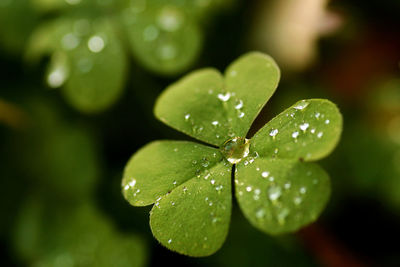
[122, 140, 223, 206]
[61, 18, 127, 113]
[13, 197, 147, 267]
[27, 17, 127, 113]
[154, 52, 280, 146]
[154, 69, 229, 146]
[150, 162, 232, 257]
[122, 3, 202, 75]
[224, 52, 280, 137]
[251, 99, 342, 161]
[235, 157, 330, 235]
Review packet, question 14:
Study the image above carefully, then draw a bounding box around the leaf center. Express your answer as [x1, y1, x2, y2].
[220, 137, 250, 164]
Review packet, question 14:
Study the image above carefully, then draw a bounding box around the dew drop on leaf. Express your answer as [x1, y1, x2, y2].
[217, 92, 231, 102]
[269, 129, 279, 137]
[87, 35, 105, 53]
[299, 123, 309, 131]
[220, 137, 250, 164]
[268, 186, 282, 201]
[293, 100, 309, 110]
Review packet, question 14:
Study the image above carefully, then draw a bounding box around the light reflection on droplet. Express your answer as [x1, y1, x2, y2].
[87, 35, 105, 53]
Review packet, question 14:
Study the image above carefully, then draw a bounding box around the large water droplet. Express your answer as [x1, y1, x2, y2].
[220, 137, 250, 164]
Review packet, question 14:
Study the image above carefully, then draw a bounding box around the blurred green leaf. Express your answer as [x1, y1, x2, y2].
[27, 17, 128, 113]
[121, 2, 202, 75]
[13, 196, 147, 267]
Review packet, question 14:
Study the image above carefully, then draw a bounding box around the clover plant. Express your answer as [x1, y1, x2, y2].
[121, 52, 343, 256]
[24, 0, 233, 113]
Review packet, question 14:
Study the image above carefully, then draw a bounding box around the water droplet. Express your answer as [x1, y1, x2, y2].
[210, 179, 215, 185]
[158, 7, 183, 32]
[293, 100, 309, 110]
[246, 186, 252, 192]
[124, 185, 129, 190]
[143, 25, 159, 41]
[235, 99, 243, 109]
[174, 148, 178, 152]
[220, 137, 250, 164]
[217, 92, 231, 102]
[61, 33, 80, 50]
[184, 114, 190, 121]
[315, 112, 321, 119]
[215, 185, 223, 191]
[274, 148, 279, 154]
[47, 66, 68, 88]
[292, 131, 299, 139]
[211, 120, 219, 126]
[183, 186, 188, 193]
[325, 119, 330, 124]
[268, 186, 282, 201]
[317, 132, 323, 138]
[269, 129, 279, 137]
[254, 188, 261, 195]
[294, 197, 302, 205]
[300, 187, 307, 194]
[256, 208, 265, 219]
[168, 239, 172, 244]
[229, 70, 237, 76]
[209, 202, 213, 206]
[173, 180, 177, 185]
[157, 43, 177, 60]
[269, 176, 275, 182]
[310, 128, 316, 134]
[87, 35, 105, 53]
[261, 171, 269, 178]
[299, 123, 309, 131]
[277, 208, 290, 225]
[238, 112, 245, 118]
[284, 182, 291, 189]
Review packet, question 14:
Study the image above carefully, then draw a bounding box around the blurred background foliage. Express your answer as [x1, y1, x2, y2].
[0, 0, 400, 266]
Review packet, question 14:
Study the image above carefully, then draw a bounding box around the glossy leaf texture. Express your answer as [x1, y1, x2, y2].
[122, 140, 232, 256]
[251, 99, 343, 161]
[235, 157, 330, 234]
[150, 162, 232, 257]
[122, 141, 223, 206]
[121, 1, 202, 75]
[154, 52, 280, 146]
[26, 17, 127, 113]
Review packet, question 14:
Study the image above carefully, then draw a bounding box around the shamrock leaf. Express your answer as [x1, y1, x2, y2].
[26, 16, 127, 113]
[121, 1, 203, 75]
[122, 52, 343, 256]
